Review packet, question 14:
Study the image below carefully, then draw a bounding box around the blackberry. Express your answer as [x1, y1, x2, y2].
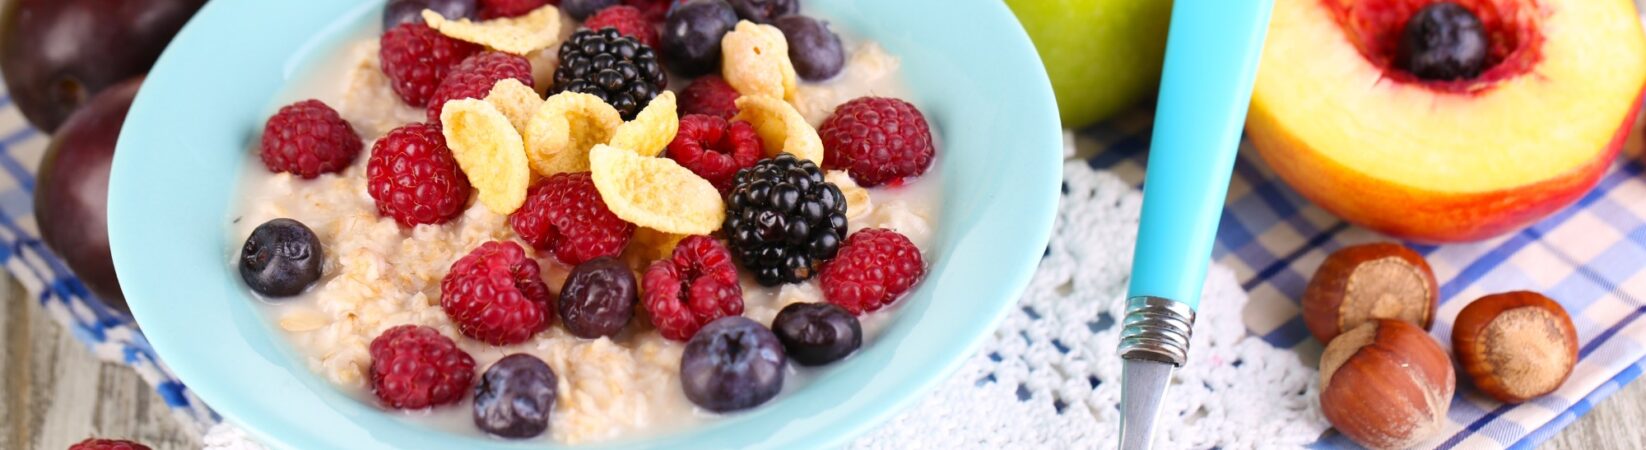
[725, 154, 847, 286]
[552, 27, 667, 120]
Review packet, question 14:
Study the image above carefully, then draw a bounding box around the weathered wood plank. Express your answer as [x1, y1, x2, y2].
[0, 274, 198, 450]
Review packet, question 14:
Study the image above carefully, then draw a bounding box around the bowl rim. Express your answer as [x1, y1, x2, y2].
[108, 1, 1062, 448]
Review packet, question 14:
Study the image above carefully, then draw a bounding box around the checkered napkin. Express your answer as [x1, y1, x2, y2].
[1082, 110, 1646, 449]
[5, 87, 1646, 448]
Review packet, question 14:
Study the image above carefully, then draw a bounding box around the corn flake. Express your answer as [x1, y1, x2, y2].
[588, 144, 724, 234]
[721, 21, 797, 102]
[609, 91, 678, 157]
[732, 95, 824, 164]
[524, 91, 623, 176]
[825, 170, 872, 221]
[623, 227, 688, 268]
[423, 5, 562, 55]
[441, 99, 531, 214]
[484, 78, 543, 132]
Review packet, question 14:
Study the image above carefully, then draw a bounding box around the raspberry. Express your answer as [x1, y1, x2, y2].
[667, 114, 762, 194]
[508, 172, 636, 265]
[622, 0, 673, 24]
[379, 23, 482, 107]
[679, 75, 740, 119]
[69, 439, 151, 450]
[480, 0, 554, 20]
[427, 51, 535, 123]
[584, 5, 660, 50]
[818, 97, 936, 187]
[366, 123, 474, 226]
[259, 99, 362, 178]
[368, 325, 476, 409]
[819, 228, 924, 315]
[642, 235, 744, 341]
[440, 241, 556, 345]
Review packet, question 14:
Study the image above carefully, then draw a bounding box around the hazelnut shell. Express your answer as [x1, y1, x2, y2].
[1320, 319, 1454, 450]
[1304, 243, 1438, 343]
[1452, 291, 1578, 404]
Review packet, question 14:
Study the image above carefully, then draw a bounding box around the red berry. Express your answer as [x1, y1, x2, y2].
[679, 75, 740, 119]
[427, 51, 535, 123]
[259, 99, 362, 178]
[440, 241, 556, 345]
[366, 123, 473, 227]
[479, 0, 555, 20]
[508, 172, 636, 265]
[380, 23, 482, 107]
[819, 97, 936, 187]
[368, 325, 476, 409]
[69, 439, 151, 450]
[819, 229, 924, 315]
[622, 0, 672, 24]
[667, 114, 762, 194]
[585, 6, 660, 50]
[642, 235, 743, 341]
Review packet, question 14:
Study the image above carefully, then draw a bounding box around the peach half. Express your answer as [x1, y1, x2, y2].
[1247, 0, 1646, 242]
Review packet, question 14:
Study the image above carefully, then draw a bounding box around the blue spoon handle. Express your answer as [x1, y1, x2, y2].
[1126, 0, 1275, 309]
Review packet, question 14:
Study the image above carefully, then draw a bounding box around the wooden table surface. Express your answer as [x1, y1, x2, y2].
[1, 270, 1641, 450]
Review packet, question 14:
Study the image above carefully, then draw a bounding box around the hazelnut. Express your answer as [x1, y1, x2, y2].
[1452, 291, 1578, 404]
[1304, 243, 1438, 343]
[1319, 319, 1454, 450]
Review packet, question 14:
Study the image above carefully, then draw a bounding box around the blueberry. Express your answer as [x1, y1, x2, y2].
[238, 218, 323, 298]
[727, 0, 797, 24]
[680, 316, 786, 412]
[559, 256, 637, 339]
[773, 15, 843, 81]
[1397, 2, 1488, 81]
[662, 0, 740, 77]
[473, 354, 557, 439]
[563, 0, 621, 21]
[383, 0, 479, 31]
[771, 302, 859, 366]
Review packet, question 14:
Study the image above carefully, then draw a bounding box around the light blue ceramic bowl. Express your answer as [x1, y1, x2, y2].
[108, 1, 1060, 448]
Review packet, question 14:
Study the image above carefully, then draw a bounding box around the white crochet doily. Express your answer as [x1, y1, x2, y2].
[204, 159, 1329, 450]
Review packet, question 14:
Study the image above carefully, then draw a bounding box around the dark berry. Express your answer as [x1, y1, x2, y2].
[441, 241, 556, 345]
[1397, 2, 1489, 81]
[564, 0, 621, 20]
[369, 325, 476, 409]
[384, 0, 479, 30]
[586, 5, 661, 50]
[667, 114, 763, 194]
[771, 302, 860, 366]
[680, 316, 786, 412]
[259, 99, 362, 178]
[642, 235, 744, 341]
[679, 75, 740, 120]
[724, 154, 847, 286]
[69, 439, 151, 450]
[623, 0, 674, 23]
[819, 97, 936, 187]
[473, 354, 557, 439]
[479, 0, 550, 19]
[661, 0, 739, 77]
[819, 228, 924, 315]
[553, 28, 668, 120]
[366, 123, 474, 226]
[239, 218, 323, 298]
[774, 15, 843, 81]
[727, 0, 795, 24]
[559, 257, 638, 339]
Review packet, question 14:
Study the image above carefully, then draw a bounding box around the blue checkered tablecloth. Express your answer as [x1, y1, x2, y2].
[5, 86, 1646, 447]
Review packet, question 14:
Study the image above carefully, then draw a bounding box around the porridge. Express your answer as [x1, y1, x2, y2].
[233, 1, 939, 444]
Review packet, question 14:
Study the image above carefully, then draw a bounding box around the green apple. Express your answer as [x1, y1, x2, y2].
[1006, 0, 1174, 128]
